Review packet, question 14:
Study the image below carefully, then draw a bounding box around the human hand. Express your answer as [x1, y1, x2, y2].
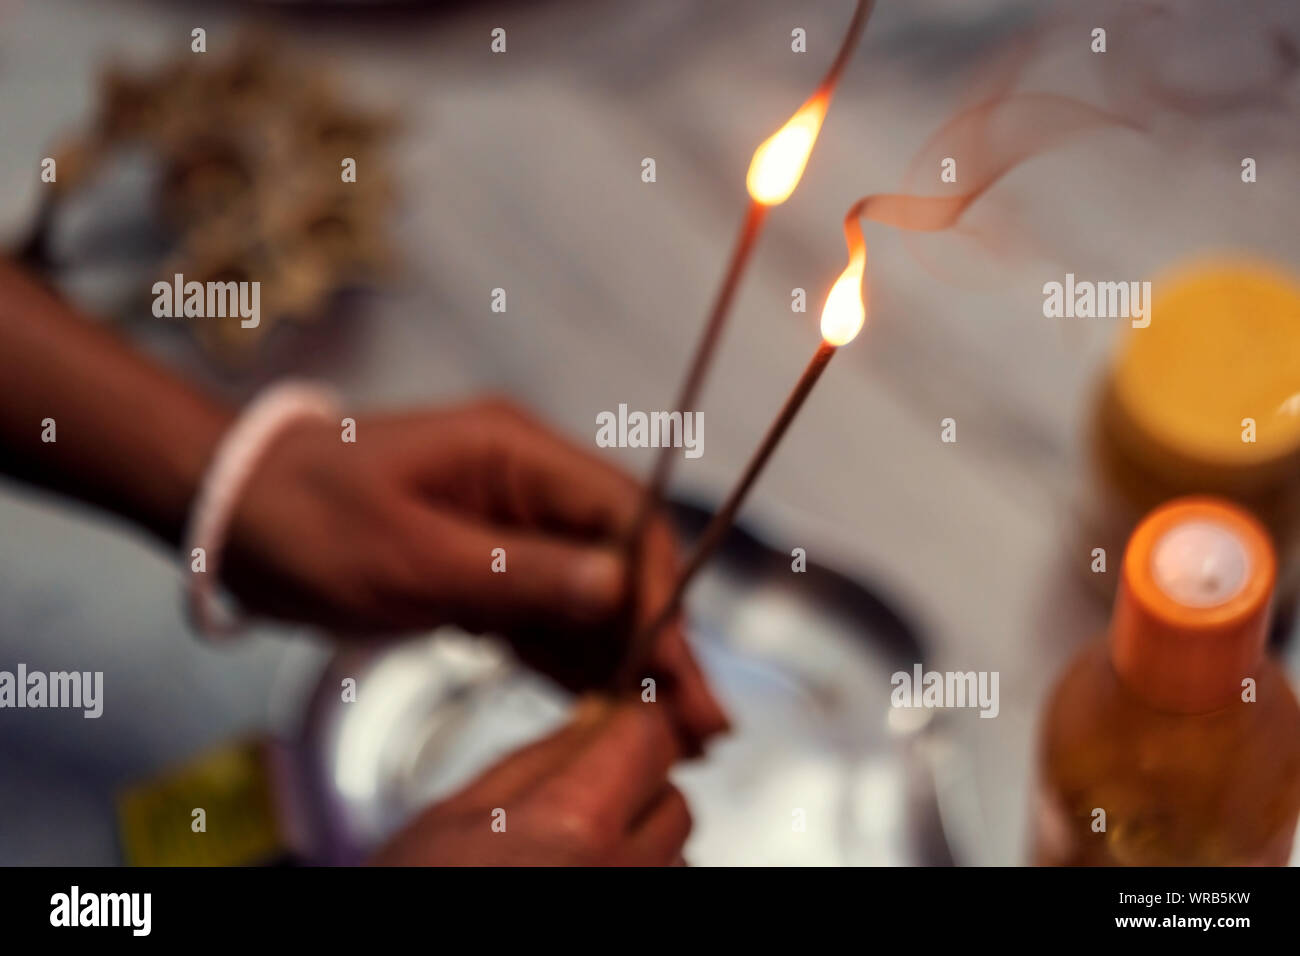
[369, 697, 692, 866]
[223, 396, 729, 745]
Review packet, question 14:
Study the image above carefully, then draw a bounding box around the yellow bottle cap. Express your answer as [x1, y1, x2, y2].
[1111, 258, 1300, 486]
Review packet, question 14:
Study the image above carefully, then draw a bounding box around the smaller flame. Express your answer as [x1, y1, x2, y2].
[820, 238, 867, 346]
[746, 95, 829, 206]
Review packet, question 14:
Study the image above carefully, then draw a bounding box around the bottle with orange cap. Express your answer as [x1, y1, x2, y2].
[1082, 259, 1300, 628]
[1035, 496, 1300, 865]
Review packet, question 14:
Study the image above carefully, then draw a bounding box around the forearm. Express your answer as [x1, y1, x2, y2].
[0, 258, 233, 545]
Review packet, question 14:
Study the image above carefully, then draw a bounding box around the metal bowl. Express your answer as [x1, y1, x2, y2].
[286, 501, 949, 865]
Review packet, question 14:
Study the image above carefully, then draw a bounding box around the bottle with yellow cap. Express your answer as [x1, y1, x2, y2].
[1036, 497, 1300, 865]
[1084, 259, 1300, 624]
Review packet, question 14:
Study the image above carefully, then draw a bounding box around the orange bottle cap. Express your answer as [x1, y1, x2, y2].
[1111, 496, 1275, 713]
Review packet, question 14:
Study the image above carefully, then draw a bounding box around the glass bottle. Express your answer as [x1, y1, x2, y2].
[1036, 496, 1300, 865]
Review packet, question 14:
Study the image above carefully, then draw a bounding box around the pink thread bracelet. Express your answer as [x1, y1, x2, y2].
[182, 381, 339, 639]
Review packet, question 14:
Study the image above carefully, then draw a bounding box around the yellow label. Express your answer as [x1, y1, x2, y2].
[117, 738, 284, 867]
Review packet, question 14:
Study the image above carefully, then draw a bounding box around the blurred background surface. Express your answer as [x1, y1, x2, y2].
[1, 0, 1299, 864]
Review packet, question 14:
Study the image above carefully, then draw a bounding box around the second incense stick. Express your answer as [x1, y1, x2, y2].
[623, 341, 837, 678]
[619, 245, 869, 684]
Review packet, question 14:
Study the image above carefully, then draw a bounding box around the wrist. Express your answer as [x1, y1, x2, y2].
[138, 395, 237, 547]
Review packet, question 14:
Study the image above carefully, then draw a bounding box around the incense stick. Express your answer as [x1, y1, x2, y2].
[614, 1, 875, 685]
[626, 200, 768, 543]
[619, 340, 837, 684]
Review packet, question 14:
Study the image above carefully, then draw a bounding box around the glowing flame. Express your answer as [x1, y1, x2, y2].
[820, 235, 867, 346]
[746, 95, 829, 206]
